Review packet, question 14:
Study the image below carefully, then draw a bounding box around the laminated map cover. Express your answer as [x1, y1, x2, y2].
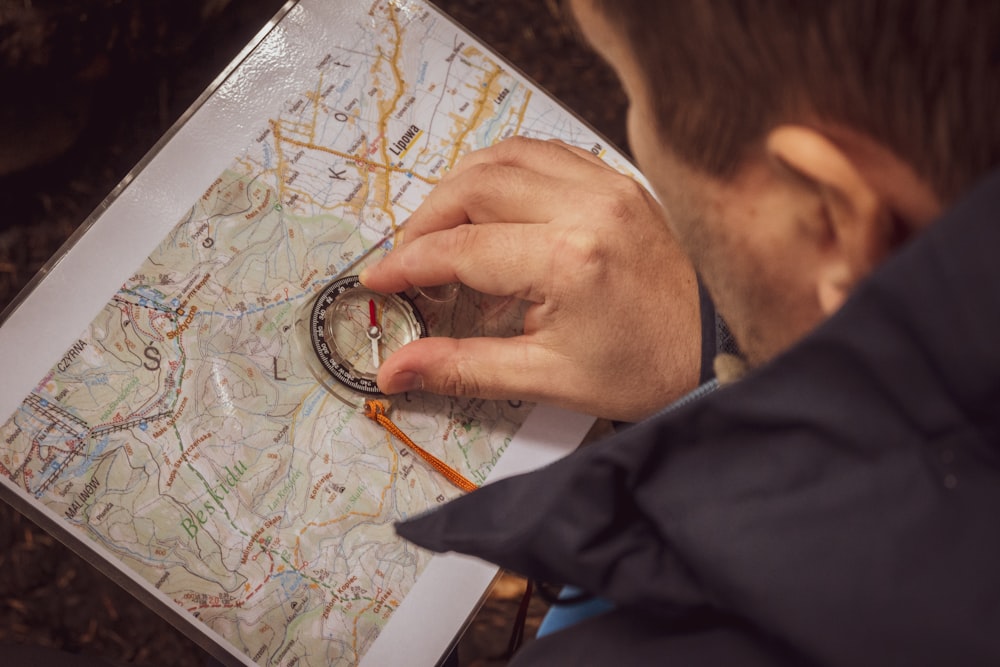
[0, 1, 635, 664]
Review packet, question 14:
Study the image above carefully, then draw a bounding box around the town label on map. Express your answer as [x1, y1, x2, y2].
[388, 124, 422, 157]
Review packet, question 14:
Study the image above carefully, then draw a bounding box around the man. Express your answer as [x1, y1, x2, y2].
[362, 0, 1000, 664]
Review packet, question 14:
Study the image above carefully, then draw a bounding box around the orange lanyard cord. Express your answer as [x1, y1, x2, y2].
[363, 399, 478, 493]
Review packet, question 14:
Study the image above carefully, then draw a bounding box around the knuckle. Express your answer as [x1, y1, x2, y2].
[459, 163, 510, 209]
[394, 239, 423, 275]
[494, 134, 534, 158]
[450, 149, 479, 175]
[553, 227, 608, 278]
[437, 361, 481, 398]
[443, 222, 480, 258]
[421, 184, 452, 219]
[598, 176, 653, 225]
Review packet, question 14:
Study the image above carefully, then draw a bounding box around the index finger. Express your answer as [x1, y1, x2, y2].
[361, 221, 555, 303]
[400, 136, 618, 242]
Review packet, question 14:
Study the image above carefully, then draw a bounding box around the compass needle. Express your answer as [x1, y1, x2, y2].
[297, 275, 426, 401]
[367, 298, 382, 369]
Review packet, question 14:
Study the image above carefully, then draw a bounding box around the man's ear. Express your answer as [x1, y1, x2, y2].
[766, 125, 894, 315]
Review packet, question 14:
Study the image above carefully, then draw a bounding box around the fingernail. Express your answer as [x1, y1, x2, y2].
[358, 267, 371, 284]
[388, 371, 423, 394]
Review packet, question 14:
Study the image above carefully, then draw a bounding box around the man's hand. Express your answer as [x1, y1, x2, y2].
[360, 137, 701, 421]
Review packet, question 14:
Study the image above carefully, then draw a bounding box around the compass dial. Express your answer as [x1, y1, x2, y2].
[306, 275, 427, 395]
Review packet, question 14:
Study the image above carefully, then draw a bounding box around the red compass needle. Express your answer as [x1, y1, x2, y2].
[367, 298, 381, 369]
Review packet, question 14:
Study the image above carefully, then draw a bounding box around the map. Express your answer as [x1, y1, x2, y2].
[0, 1, 631, 664]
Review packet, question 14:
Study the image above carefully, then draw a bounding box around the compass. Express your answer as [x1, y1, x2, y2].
[298, 275, 427, 399]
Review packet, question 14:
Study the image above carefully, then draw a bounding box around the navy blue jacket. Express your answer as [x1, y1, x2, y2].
[398, 169, 1000, 665]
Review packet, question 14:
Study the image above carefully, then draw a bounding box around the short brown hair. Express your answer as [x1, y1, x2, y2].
[585, 0, 1000, 201]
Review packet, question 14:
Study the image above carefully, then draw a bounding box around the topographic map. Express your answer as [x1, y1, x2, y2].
[0, 1, 629, 664]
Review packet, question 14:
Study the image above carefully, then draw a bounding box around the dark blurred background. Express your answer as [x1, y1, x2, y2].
[0, 0, 626, 664]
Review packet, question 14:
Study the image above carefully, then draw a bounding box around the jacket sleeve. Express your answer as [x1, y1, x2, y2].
[397, 169, 1000, 666]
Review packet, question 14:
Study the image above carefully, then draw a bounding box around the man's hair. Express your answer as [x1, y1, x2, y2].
[587, 0, 1000, 201]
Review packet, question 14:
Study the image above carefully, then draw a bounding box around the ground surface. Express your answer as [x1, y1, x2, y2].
[0, 1, 626, 664]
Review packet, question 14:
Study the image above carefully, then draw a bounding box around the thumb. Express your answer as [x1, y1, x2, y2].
[376, 335, 544, 400]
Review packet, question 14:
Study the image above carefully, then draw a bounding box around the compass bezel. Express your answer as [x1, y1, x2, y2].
[307, 275, 427, 395]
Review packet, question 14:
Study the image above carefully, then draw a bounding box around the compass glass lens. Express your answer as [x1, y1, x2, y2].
[327, 291, 392, 380]
[298, 275, 427, 398]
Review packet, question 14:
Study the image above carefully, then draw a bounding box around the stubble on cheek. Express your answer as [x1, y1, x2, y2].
[667, 200, 770, 367]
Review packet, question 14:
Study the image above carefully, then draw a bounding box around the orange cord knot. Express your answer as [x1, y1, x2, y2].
[363, 398, 388, 421]
[363, 398, 478, 493]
